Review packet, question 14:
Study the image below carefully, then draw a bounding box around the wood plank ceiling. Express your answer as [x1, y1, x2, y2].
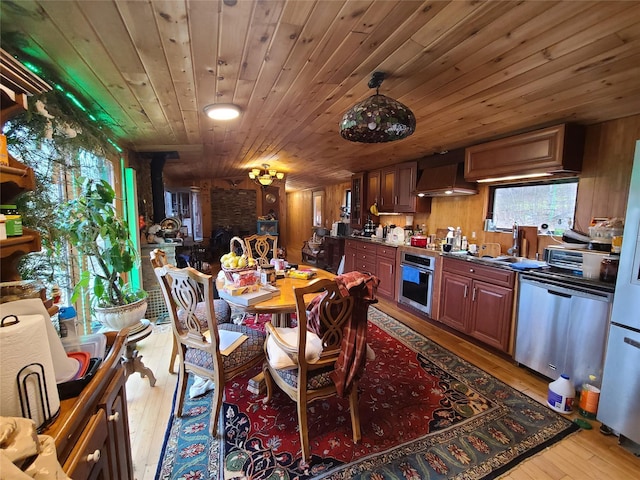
[2, 0, 640, 191]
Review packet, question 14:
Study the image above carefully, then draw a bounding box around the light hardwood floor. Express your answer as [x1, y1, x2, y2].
[126, 299, 640, 480]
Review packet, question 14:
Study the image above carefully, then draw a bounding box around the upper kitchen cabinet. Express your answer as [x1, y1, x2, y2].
[350, 172, 365, 230]
[376, 161, 428, 213]
[367, 169, 381, 215]
[464, 124, 585, 182]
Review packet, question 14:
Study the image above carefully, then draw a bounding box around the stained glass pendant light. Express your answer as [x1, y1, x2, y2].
[339, 71, 416, 143]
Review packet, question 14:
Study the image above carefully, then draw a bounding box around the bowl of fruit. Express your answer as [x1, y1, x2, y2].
[220, 236, 257, 281]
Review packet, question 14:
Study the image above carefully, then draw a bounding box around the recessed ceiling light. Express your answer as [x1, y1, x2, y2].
[203, 103, 241, 120]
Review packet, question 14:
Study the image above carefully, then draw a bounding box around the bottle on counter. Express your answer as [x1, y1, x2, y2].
[599, 256, 619, 283]
[461, 235, 468, 251]
[578, 375, 601, 419]
[547, 374, 575, 414]
[453, 226, 462, 251]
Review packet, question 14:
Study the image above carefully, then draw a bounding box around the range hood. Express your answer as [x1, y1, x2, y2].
[414, 163, 478, 197]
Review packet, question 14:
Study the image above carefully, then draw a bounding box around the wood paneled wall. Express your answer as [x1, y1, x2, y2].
[284, 189, 312, 262]
[283, 181, 350, 263]
[575, 115, 640, 229]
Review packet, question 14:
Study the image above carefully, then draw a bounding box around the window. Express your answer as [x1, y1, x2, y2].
[312, 190, 324, 227]
[489, 179, 579, 233]
[7, 130, 116, 334]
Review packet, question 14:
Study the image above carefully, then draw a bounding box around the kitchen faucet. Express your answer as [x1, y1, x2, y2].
[508, 222, 519, 256]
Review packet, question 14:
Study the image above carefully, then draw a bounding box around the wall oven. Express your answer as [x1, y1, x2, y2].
[398, 251, 436, 316]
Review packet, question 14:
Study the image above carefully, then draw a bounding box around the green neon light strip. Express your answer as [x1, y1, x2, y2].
[17, 55, 125, 153]
[123, 164, 142, 292]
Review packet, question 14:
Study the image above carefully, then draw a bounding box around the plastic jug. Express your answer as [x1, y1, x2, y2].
[547, 374, 575, 414]
[58, 306, 78, 340]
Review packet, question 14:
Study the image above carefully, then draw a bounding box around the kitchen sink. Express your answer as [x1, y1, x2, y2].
[481, 255, 548, 269]
[490, 256, 531, 263]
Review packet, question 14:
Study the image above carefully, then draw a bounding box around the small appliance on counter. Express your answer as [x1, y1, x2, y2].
[387, 225, 405, 244]
[331, 221, 347, 237]
[363, 217, 376, 237]
[410, 235, 428, 248]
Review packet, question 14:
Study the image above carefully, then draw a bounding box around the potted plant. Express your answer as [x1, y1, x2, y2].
[56, 176, 147, 331]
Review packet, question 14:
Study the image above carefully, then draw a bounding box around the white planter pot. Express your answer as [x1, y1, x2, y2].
[94, 295, 148, 332]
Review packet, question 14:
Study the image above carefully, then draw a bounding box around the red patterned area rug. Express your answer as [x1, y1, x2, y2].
[155, 307, 579, 479]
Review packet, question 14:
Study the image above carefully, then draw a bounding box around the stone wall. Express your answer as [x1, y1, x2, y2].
[210, 187, 257, 237]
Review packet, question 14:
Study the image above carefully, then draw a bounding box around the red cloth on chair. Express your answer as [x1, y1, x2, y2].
[331, 271, 379, 397]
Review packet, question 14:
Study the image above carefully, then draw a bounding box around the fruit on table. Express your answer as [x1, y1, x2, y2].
[220, 252, 256, 269]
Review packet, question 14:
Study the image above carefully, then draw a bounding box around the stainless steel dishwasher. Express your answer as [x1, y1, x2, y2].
[515, 275, 613, 388]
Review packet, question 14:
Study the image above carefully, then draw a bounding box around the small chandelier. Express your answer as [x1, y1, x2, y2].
[248, 164, 285, 187]
[339, 71, 416, 143]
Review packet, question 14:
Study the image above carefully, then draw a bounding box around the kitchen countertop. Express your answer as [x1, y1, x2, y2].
[347, 236, 616, 293]
[438, 251, 616, 293]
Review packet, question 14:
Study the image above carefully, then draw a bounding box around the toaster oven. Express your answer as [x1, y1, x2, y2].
[544, 245, 610, 276]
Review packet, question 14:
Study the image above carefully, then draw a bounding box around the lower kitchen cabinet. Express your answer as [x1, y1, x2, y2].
[63, 410, 111, 479]
[100, 370, 133, 479]
[343, 239, 396, 301]
[344, 239, 357, 273]
[468, 280, 512, 351]
[440, 272, 470, 332]
[376, 244, 396, 300]
[47, 330, 134, 480]
[323, 236, 345, 273]
[439, 257, 514, 352]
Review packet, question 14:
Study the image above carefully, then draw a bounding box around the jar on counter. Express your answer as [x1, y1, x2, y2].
[259, 265, 276, 285]
[599, 256, 619, 283]
[0, 205, 22, 236]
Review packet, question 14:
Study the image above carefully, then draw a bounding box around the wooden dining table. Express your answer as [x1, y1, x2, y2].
[219, 265, 335, 327]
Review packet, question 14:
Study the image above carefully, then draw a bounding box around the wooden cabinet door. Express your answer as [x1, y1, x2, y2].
[99, 370, 133, 480]
[350, 173, 365, 229]
[379, 167, 395, 212]
[464, 123, 584, 181]
[324, 237, 344, 272]
[394, 161, 417, 212]
[439, 272, 471, 332]
[367, 169, 381, 210]
[376, 255, 395, 300]
[63, 410, 111, 480]
[344, 243, 357, 273]
[468, 280, 512, 352]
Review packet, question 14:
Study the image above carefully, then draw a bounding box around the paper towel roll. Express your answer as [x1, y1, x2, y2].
[0, 299, 78, 383]
[0, 314, 61, 430]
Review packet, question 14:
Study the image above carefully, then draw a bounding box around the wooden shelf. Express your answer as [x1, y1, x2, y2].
[0, 227, 41, 281]
[1, 154, 36, 203]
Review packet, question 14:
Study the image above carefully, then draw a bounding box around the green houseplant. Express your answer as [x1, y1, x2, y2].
[56, 176, 147, 331]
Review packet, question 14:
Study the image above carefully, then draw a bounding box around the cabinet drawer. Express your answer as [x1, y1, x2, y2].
[358, 242, 376, 253]
[355, 259, 377, 274]
[345, 239, 360, 250]
[357, 251, 375, 263]
[376, 244, 396, 259]
[63, 410, 110, 480]
[443, 257, 514, 288]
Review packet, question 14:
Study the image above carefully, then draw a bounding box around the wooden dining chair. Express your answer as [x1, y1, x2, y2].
[262, 278, 363, 462]
[153, 263, 266, 435]
[150, 248, 231, 374]
[243, 233, 278, 267]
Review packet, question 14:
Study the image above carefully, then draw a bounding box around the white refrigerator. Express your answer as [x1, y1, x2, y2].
[597, 140, 640, 446]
